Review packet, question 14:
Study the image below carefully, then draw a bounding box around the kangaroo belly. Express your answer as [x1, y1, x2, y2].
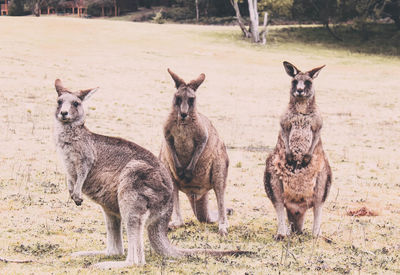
[177, 158, 213, 196]
[289, 125, 312, 161]
[174, 137, 195, 168]
[83, 171, 121, 215]
[271, 146, 325, 208]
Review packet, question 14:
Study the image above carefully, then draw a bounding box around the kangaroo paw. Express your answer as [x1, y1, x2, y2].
[218, 224, 228, 236]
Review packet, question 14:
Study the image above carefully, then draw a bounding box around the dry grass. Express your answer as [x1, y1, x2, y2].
[0, 16, 399, 274]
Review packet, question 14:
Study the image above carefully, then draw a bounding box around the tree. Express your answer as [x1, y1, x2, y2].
[293, 0, 342, 40]
[375, 0, 400, 29]
[230, 0, 269, 44]
[8, 0, 25, 15]
[195, 0, 199, 22]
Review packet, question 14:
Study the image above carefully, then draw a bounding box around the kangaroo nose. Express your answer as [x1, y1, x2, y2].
[61, 111, 68, 117]
[181, 113, 187, 119]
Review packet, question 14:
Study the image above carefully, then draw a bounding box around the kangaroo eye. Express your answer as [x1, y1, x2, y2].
[73, 101, 80, 107]
[57, 100, 63, 105]
[292, 80, 298, 85]
[188, 98, 194, 106]
[305, 80, 312, 86]
[175, 97, 182, 105]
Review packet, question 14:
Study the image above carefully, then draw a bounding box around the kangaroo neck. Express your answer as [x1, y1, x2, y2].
[55, 120, 90, 144]
[289, 95, 315, 115]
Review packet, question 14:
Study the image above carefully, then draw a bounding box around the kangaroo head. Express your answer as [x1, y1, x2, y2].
[283, 61, 325, 100]
[167, 68, 205, 122]
[54, 79, 98, 125]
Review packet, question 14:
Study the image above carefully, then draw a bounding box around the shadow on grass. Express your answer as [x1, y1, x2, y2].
[270, 23, 400, 56]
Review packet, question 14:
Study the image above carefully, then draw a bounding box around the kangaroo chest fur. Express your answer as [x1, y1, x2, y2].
[288, 114, 313, 161]
[171, 125, 197, 168]
[55, 124, 94, 178]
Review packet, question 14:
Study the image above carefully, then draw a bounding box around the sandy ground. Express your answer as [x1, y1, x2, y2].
[0, 16, 399, 274]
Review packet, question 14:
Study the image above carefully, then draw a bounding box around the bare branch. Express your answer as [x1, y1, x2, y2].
[229, 0, 251, 38]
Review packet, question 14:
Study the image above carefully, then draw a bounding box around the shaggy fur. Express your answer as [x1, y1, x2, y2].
[159, 69, 230, 236]
[264, 62, 332, 239]
[53, 79, 248, 269]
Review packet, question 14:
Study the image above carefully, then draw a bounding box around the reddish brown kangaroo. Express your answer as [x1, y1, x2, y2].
[264, 62, 332, 240]
[159, 69, 230, 236]
[53, 79, 248, 269]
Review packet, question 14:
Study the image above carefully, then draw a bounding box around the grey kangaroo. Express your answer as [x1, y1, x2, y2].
[159, 69, 230, 236]
[264, 62, 332, 240]
[53, 79, 248, 269]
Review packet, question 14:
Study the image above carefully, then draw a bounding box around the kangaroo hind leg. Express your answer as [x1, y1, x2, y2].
[71, 210, 123, 257]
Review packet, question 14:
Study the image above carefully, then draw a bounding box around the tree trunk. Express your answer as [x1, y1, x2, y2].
[229, 0, 251, 38]
[204, 0, 209, 17]
[248, 0, 259, 43]
[324, 21, 343, 41]
[34, 2, 40, 16]
[260, 12, 268, 45]
[195, 0, 199, 23]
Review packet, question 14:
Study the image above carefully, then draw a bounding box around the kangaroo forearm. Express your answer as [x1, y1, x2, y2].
[308, 131, 320, 155]
[281, 130, 291, 154]
[74, 168, 90, 194]
[168, 144, 182, 168]
[166, 135, 182, 169]
[187, 139, 207, 170]
[187, 128, 208, 170]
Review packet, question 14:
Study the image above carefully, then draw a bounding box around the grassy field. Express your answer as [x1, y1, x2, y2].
[0, 16, 399, 274]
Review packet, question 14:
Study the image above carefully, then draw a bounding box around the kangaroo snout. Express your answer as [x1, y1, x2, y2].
[180, 113, 188, 119]
[60, 111, 68, 117]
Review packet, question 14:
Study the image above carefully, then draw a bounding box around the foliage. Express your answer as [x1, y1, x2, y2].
[292, 0, 338, 24]
[163, 6, 194, 20]
[270, 23, 400, 56]
[8, 0, 27, 15]
[258, 0, 293, 20]
[85, 0, 113, 17]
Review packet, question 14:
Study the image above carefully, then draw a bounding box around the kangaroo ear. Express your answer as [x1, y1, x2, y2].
[55, 79, 67, 96]
[188, 73, 205, 91]
[168, 68, 186, 89]
[307, 65, 325, 79]
[77, 87, 99, 101]
[283, 61, 301, 77]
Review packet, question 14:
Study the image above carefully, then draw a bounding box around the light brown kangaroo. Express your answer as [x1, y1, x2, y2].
[159, 69, 230, 236]
[264, 62, 332, 240]
[53, 79, 249, 269]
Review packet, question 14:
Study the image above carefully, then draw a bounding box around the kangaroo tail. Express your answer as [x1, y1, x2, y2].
[177, 248, 253, 257]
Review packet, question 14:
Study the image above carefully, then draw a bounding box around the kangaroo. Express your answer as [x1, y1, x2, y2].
[159, 69, 230, 236]
[264, 62, 332, 240]
[53, 79, 249, 269]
